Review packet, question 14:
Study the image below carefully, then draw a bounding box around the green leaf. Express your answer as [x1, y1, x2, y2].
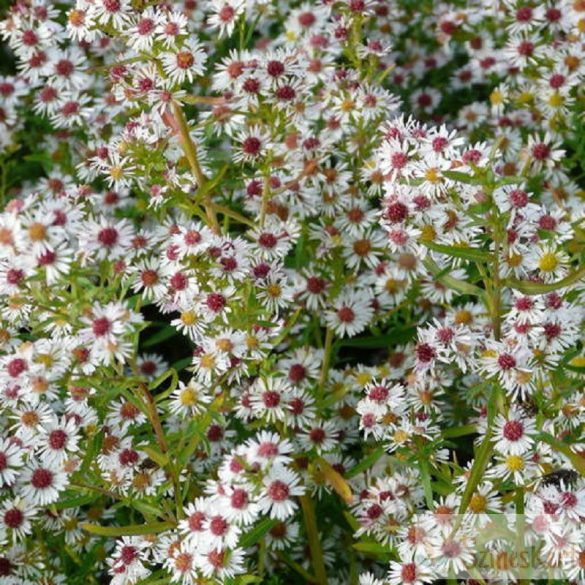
[315, 457, 353, 503]
[171, 356, 192, 371]
[142, 446, 169, 467]
[419, 456, 434, 508]
[142, 325, 179, 348]
[425, 241, 492, 262]
[537, 432, 585, 476]
[338, 328, 415, 349]
[496, 175, 524, 186]
[423, 257, 486, 298]
[507, 266, 585, 295]
[80, 521, 175, 537]
[343, 511, 360, 531]
[352, 541, 392, 556]
[53, 493, 100, 510]
[443, 424, 478, 438]
[442, 170, 480, 185]
[239, 517, 279, 548]
[346, 447, 385, 478]
[149, 368, 177, 392]
[459, 388, 499, 514]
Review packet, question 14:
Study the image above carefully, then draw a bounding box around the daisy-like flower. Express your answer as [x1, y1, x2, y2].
[324, 289, 375, 338]
[257, 273, 294, 312]
[493, 407, 537, 455]
[526, 243, 569, 283]
[18, 460, 68, 505]
[246, 430, 294, 467]
[502, 34, 543, 68]
[203, 507, 242, 549]
[298, 419, 339, 454]
[108, 537, 150, 584]
[359, 573, 386, 585]
[208, 0, 245, 38]
[164, 541, 198, 585]
[294, 270, 329, 310]
[106, 398, 147, 430]
[136, 353, 167, 381]
[37, 416, 80, 465]
[155, 11, 189, 48]
[525, 133, 565, 171]
[180, 498, 209, 546]
[0, 438, 24, 487]
[168, 379, 212, 417]
[234, 127, 272, 163]
[89, 0, 132, 30]
[387, 560, 433, 585]
[428, 529, 475, 575]
[161, 38, 207, 85]
[489, 452, 539, 485]
[480, 342, 535, 398]
[195, 546, 245, 580]
[257, 464, 304, 520]
[126, 8, 163, 52]
[250, 377, 292, 423]
[171, 305, 208, 343]
[220, 484, 259, 526]
[78, 216, 135, 261]
[564, 540, 585, 581]
[0, 497, 36, 542]
[128, 257, 171, 300]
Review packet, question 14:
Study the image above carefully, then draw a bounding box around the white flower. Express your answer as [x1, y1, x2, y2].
[0, 439, 24, 487]
[18, 461, 68, 505]
[257, 465, 304, 520]
[324, 289, 375, 338]
[161, 38, 207, 85]
[493, 407, 537, 455]
[208, 0, 246, 37]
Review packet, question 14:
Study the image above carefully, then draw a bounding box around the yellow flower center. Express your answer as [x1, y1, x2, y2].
[425, 168, 441, 183]
[515, 370, 533, 385]
[246, 335, 259, 349]
[490, 90, 504, 105]
[110, 166, 124, 181]
[266, 283, 282, 298]
[199, 354, 215, 369]
[420, 225, 436, 242]
[538, 252, 558, 272]
[507, 252, 523, 268]
[393, 429, 408, 444]
[180, 311, 198, 326]
[340, 99, 355, 113]
[179, 387, 198, 406]
[133, 472, 152, 492]
[355, 372, 372, 385]
[469, 493, 487, 513]
[548, 93, 564, 108]
[216, 338, 233, 352]
[454, 309, 473, 325]
[505, 455, 524, 472]
[29, 222, 47, 242]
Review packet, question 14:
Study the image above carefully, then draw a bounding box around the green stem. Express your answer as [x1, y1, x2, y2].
[138, 383, 183, 519]
[171, 102, 219, 233]
[489, 211, 503, 341]
[319, 327, 334, 396]
[300, 495, 329, 585]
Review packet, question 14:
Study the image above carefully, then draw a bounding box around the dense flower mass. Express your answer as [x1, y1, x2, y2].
[0, 0, 584, 584]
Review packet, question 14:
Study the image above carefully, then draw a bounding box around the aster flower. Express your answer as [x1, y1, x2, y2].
[161, 38, 207, 85]
[324, 289, 375, 338]
[18, 460, 68, 505]
[257, 465, 304, 520]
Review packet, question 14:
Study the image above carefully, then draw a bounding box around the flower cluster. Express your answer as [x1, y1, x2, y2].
[0, 0, 583, 584]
